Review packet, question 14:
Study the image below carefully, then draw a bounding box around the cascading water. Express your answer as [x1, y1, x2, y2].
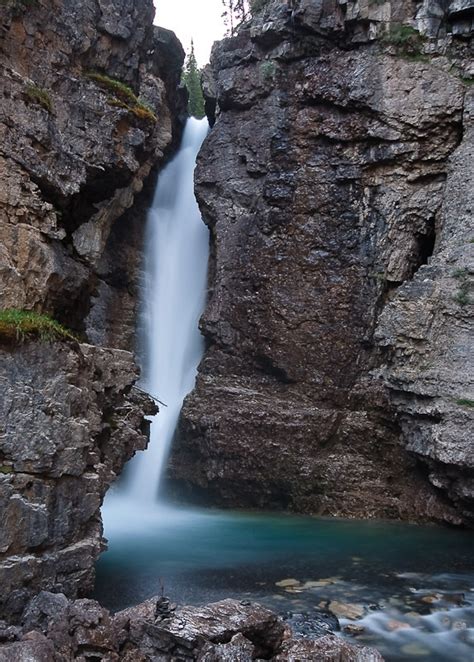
[114, 116, 209, 504]
[96, 120, 474, 662]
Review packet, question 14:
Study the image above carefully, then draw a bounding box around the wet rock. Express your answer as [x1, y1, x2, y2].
[0, 593, 384, 661]
[276, 579, 301, 588]
[400, 642, 431, 657]
[0, 631, 55, 662]
[198, 633, 255, 661]
[329, 601, 366, 620]
[421, 594, 443, 604]
[344, 623, 366, 636]
[276, 634, 384, 661]
[284, 610, 340, 638]
[386, 619, 412, 632]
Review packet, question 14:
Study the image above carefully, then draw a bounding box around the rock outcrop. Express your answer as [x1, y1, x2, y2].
[0, 592, 384, 661]
[168, 0, 473, 524]
[0, 0, 184, 620]
[0, 0, 186, 348]
[0, 341, 156, 621]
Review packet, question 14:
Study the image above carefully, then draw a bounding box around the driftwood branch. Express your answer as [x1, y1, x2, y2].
[132, 385, 168, 407]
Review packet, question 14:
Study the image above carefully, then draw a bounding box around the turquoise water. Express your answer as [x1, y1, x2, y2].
[95, 499, 474, 661]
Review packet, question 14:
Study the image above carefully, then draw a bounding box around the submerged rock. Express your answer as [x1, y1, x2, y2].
[329, 601, 366, 621]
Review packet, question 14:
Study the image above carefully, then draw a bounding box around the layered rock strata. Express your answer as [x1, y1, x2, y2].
[0, 341, 156, 621]
[0, 0, 184, 620]
[169, 0, 474, 524]
[0, 0, 186, 348]
[0, 592, 383, 661]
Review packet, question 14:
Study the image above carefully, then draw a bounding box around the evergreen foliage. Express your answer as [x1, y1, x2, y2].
[182, 41, 205, 119]
[221, 0, 270, 35]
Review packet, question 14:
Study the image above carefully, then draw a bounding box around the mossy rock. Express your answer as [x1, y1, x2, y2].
[0, 309, 77, 344]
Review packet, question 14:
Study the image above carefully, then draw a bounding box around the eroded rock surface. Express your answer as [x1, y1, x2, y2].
[168, 0, 473, 524]
[0, 0, 186, 348]
[376, 88, 474, 523]
[0, 592, 384, 661]
[0, 341, 156, 620]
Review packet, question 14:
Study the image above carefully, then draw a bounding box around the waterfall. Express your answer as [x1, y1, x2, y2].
[125, 116, 209, 502]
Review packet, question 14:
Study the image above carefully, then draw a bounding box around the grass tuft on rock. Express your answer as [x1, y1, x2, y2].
[86, 71, 157, 122]
[456, 398, 474, 408]
[25, 84, 53, 113]
[383, 24, 427, 60]
[0, 309, 77, 343]
[452, 268, 471, 307]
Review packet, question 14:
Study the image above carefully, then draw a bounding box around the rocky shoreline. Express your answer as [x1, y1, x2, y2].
[0, 592, 383, 661]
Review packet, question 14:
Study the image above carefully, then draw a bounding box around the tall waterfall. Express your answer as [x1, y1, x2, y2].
[126, 117, 209, 502]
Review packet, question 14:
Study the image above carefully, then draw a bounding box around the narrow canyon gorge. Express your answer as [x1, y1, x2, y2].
[0, 0, 472, 660]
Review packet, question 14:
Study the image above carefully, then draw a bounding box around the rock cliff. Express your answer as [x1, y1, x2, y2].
[0, 0, 184, 620]
[169, 0, 474, 525]
[0, 0, 185, 347]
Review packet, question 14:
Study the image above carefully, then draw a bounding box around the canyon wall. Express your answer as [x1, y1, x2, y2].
[0, 0, 184, 620]
[169, 0, 474, 525]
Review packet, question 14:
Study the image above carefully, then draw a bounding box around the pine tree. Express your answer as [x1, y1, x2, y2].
[222, 0, 270, 36]
[182, 40, 205, 119]
[222, 0, 249, 36]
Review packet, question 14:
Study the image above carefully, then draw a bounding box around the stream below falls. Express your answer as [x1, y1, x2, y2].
[95, 500, 474, 662]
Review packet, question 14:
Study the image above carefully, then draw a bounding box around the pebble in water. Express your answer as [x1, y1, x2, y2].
[400, 642, 431, 657]
[343, 623, 365, 636]
[328, 601, 365, 620]
[386, 619, 412, 632]
[275, 579, 300, 588]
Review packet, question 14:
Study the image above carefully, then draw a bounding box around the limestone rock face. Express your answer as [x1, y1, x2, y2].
[376, 89, 474, 522]
[0, 0, 186, 348]
[0, 0, 184, 621]
[0, 592, 384, 661]
[0, 341, 156, 620]
[168, 0, 473, 524]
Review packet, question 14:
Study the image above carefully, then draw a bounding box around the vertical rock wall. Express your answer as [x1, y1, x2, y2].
[0, 0, 185, 620]
[0, 0, 186, 346]
[168, 0, 473, 524]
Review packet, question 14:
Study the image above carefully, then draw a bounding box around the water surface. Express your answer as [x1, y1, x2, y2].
[95, 500, 474, 661]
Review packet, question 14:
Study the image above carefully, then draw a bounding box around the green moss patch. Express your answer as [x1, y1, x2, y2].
[383, 24, 427, 60]
[0, 465, 13, 475]
[25, 84, 53, 113]
[456, 398, 474, 408]
[0, 309, 77, 343]
[86, 71, 157, 122]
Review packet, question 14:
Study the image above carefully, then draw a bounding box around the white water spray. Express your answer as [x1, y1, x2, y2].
[125, 117, 209, 502]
